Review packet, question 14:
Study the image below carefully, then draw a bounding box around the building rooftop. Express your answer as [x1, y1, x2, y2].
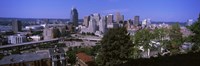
[49, 48, 65, 56]
[76, 52, 93, 63]
[0, 51, 49, 65]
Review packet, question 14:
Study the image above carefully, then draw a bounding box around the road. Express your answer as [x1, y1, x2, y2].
[0, 38, 60, 49]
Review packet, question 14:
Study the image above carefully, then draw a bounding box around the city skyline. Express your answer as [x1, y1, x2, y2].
[0, 0, 200, 22]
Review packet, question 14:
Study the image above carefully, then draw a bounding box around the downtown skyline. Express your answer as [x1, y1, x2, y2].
[0, 0, 200, 22]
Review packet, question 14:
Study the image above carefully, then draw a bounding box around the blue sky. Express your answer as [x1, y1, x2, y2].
[0, 0, 200, 22]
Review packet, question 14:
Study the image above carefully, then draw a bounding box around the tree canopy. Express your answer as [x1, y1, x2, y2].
[188, 14, 200, 51]
[168, 23, 183, 54]
[52, 27, 61, 38]
[96, 27, 133, 66]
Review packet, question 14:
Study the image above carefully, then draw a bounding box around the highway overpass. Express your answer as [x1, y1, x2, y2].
[0, 38, 60, 49]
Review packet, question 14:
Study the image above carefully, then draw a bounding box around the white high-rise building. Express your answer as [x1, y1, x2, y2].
[80, 16, 98, 34]
[92, 13, 101, 26]
[142, 19, 147, 27]
[142, 19, 151, 27]
[87, 17, 97, 33]
[99, 16, 107, 34]
[147, 19, 151, 26]
[93, 13, 100, 20]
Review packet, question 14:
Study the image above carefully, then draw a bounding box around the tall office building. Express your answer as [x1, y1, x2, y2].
[142, 19, 151, 27]
[107, 14, 114, 24]
[121, 15, 124, 22]
[43, 20, 54, 40]
[80, 16, 97, 34]
[134, 16, 140, 26]
[126, 19, 133, 29]
[115, 12, 124, 23]
[83, 16, 90, 27]
[88, 17, 97, 33]
[70, 7, 78, 26]
[99, 16, 107, 33]
[12, 20, 22, 33]
[92, 13, 101, 22]
[93, 13, 101, 31]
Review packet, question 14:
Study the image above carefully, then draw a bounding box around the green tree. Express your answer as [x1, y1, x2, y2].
[0, 53, 4, 59]
[188, 14, 200, 51]
[60, 27, 69, 37]
[32, 31, 43, 35]
[168, 23, 183, 54]
[132, 29, 154, 58]
[66, 48, 76, 64]
[52, 27, 61, 38]
[96, 27, 133, 66]
[153, 28, 169, 53]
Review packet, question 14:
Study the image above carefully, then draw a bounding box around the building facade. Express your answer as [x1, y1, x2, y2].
[49, 48, 67, 66]
[115, 12, 124, 23]
[8, 34, 26, 44]
[99, 16, 107, 34]
[142, 19, 151, 28]
[43, 21, 54, 40]
[12, 20, 22, 33]
[88, 17, 97, 33]
[0, 51, 51, 66]
[83, 16, 90, 27]
[107, 14, 114, 25]
[92, 13, 101, 26]
[134, 16, 140, 26]
[70, 7, 79, 27]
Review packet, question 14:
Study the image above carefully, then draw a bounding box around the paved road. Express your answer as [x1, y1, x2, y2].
[0, 38, 60, 49]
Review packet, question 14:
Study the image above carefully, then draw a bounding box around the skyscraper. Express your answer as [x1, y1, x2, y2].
[43, 20, 53, 40]
[12, 20, 22, 33]
[70, 7, 78, 26]
[88, 17, 97, 33]
[107, 14, 114, 24]
[115, 12, 124, 23]
[121, 15, 124, 22]
[126, 19, 133, 29]
[142, 19, 151, 28]
[99, 16, 107, 33]
[92, 13, 101, 21]
[83, 16, 90, 27]
[134, 16, 140, 26]
[92, 13, 101, 26]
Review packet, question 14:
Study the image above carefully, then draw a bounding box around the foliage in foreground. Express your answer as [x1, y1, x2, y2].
[120, 51, 200, 66]
[96, 27, 133, 66]
[188, 14, 200, 51]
